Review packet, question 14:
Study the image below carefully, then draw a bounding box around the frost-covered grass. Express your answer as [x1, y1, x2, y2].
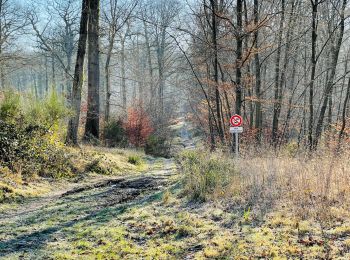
[3, 181, 350, 259]
[2, 148, 350, 259]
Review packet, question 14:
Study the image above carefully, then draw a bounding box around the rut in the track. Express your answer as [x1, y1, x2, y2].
[0, 158, 178, 257]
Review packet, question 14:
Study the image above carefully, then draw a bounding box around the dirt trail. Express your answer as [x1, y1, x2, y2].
[180, 122, 195, 149]
[0, 157, 178, 258]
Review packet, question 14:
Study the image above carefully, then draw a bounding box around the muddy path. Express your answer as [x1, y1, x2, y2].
[0, 158, 178, 258]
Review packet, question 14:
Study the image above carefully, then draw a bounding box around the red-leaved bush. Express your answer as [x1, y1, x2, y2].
[124, 107, 153, 147]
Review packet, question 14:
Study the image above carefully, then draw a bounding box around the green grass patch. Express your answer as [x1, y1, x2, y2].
[128, 154, 143, 166]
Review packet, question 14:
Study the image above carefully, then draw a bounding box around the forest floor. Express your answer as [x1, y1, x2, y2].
[1, 123, 350, 259]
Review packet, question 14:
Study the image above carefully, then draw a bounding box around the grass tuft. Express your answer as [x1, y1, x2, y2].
[127, 154, 143, 166]
[177, 149, 238, 201]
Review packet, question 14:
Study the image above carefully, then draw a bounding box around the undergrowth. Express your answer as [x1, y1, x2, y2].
[0, 90, 73, 179]
[177, 149, 238, 202]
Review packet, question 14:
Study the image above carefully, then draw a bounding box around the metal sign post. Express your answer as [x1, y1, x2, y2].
[229, 115, 243, 158]
[235, 132, 239, 157]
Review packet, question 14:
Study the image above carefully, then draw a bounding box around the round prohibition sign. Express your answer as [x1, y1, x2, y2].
[230, 114, 243, 127]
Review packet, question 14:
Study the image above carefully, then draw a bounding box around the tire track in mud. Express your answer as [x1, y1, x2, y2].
[1, 158, 177, 220]
[0, 158, 178, 257]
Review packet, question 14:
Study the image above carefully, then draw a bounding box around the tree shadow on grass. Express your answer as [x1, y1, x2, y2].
[0, 181, 178, 257]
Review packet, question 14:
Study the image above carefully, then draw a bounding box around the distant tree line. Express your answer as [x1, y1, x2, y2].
[1, 0, 350, 151]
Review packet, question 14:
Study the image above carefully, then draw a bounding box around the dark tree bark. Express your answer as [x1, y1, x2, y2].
[84, 0, 100, 140]
[308, 0, 319, 150]
[253, 0, 262, 142]
[210, 0, 224, 143]
[235, 0, 243, 115]
[243, 0, 254, 129]
[104, 42, 113, 122]
[66, 0, 89, 145]
[271, 0, 285, 145]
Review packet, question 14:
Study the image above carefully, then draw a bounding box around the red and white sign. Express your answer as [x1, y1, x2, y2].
[230, 114, 243, 127]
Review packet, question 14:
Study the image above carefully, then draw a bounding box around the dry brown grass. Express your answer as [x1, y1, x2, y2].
[238, 148, 350, 221]
[180, 146, 350, 224]
[178, 146, 350, 257]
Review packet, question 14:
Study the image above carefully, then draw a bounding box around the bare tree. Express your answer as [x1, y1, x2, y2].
[84, 0, 101, 140]
[235, 0, 243, 115]
[253, 0, 262, 142]
[314, 0, 347, 148]
[271, 0, 285, 145]
[66, 0, 89, 145]
[28, 0, 80, 97]
[102, 0, 137, 122]
[0, 0, 28, 89]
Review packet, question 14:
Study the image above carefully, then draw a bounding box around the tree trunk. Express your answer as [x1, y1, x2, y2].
[327, 89, 333, 130]
[253, 0, 262, 142]
[336, 54, 349, 125]
[308, 0, 318, 150]
[51, 53, 56, 91]
[280, 56, 298, 146]
[156, 26, 166, 117]
[0, 45, 4, 90]
[104, 51, 112, 123]
[84, 0, 101, 140]
[32, 70, 38, 98]
[136, 35, 144, 104]
[210, 0, 224, 143]
[235, 0, 243, 115]
[121, 36, 127, 113]
[66, 51, 72, 99]
[338, 76, 350, 143]
[314, 0, 346, 148]
[45, 54, 49, 94]
[65, 22, 74, 98]
[243, 0, 254, 129]
[66, 0, 89, 145]
[271, 0, 285, 145]
[143, 20, 154, 110]
[104, 31, 115, 123]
